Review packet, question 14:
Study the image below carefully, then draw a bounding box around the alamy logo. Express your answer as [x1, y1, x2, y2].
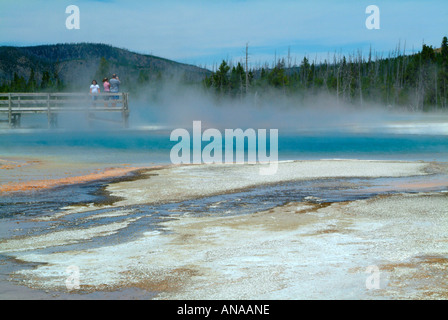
[365, 5, 380, 30]
[66, 5, 80, 30]
[170, 121, 278, 175]
[365, 265, 381, 290]
[65, 265, 80, 291]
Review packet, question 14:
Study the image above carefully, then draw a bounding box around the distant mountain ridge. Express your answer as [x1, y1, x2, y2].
[0, 43, 210, 91]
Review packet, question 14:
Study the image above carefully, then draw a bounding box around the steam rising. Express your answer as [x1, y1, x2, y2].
[2, 74, 447, 136]
[128, 78, 448, 135]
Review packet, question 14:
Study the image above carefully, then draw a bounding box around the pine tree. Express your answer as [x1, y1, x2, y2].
[229, 62, 245, 97]
[212, 60, 230, 93]
[442, 37, 448, 65]
[40, 71, 52, 90]
[11, 72, 26, 92]
[26, 68, 37, 92]
[54, 70, 64, 91]
[268, 60, 288, 89]
[95, 57, 111, 81]
[440, 37, 448, 107]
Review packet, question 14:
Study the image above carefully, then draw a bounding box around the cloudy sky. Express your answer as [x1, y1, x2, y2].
[0, 0, 447, 68]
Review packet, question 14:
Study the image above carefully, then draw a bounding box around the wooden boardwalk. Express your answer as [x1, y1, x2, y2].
[0, 92, 130, 129]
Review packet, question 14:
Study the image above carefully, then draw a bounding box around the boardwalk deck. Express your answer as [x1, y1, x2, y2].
[0, 92, 129, 128]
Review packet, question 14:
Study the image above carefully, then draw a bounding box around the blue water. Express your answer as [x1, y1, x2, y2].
[278, 132, 448, 161]
[0, 129, 447, 164]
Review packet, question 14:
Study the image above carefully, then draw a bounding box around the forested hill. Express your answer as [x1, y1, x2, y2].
[0, 43, 210, 92]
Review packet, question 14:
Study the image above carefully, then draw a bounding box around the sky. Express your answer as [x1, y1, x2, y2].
[0, 0, 447, 69]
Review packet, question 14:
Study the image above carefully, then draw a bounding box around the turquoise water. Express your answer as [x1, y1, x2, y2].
[0, 129, 447, 164]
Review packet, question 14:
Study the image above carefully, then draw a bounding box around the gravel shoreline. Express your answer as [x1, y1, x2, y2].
[107, 160, 435, 206]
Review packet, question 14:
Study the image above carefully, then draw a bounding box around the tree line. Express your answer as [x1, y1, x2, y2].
[2, 37, 448, 111]
[204, 37, 448, 111]
[0, 69, 64, 93]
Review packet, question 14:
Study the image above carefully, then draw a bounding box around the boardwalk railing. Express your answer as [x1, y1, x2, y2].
[0, 92, 129, 128]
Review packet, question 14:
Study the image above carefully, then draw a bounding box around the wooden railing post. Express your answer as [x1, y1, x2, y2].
[122, 92, 129, 128]
[47, 93, 51, 128]
[8, 93, 12, 128]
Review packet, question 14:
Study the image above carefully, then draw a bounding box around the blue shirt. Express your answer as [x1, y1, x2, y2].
[109, 78, 120, 93]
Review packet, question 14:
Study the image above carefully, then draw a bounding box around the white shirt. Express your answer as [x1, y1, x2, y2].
[90, 84, 100, 94]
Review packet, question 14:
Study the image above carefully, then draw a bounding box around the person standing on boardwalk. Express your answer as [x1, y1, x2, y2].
[109, 74, 120, 107]
[102, 77, 110, 107]
[90, 80, 100, 106]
